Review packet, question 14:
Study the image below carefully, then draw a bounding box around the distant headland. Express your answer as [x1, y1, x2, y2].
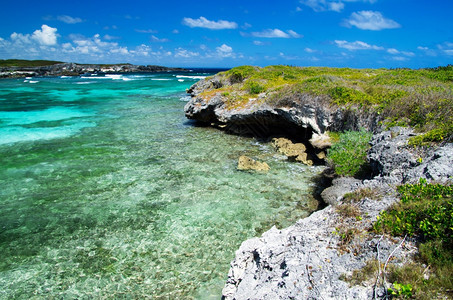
[0, 59, 187, 78]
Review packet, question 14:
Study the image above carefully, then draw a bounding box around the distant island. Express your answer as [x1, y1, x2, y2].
[0, 59, 187, 78]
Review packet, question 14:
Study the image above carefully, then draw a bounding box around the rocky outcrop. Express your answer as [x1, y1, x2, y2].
[222, 127, 453, 299]
[184, 74, 382, 143]
[183, 75, 453, 299]
[0, 63, 187, 78]
[237, 156, 270, 172]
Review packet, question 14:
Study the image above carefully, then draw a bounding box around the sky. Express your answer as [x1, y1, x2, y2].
[0, 0, 452, 68]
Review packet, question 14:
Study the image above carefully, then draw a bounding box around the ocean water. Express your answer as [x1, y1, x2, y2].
[0, 72, 323, 299]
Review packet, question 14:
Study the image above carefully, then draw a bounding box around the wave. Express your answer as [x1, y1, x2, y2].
[176, 75, 207, 80]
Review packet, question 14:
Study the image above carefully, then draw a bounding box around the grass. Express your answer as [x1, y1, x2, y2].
[0, 59, 64, 67]
[198, 65, 453, 142]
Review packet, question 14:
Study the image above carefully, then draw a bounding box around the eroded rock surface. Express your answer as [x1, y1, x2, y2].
[237, 155, 270, 172]
[184, 75, 381, 138]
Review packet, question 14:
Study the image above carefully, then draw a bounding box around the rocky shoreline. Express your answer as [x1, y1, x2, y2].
[184, 72, 453, 299]
[0, 62, 187, 78]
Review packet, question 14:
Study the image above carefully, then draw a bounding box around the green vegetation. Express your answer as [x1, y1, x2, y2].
[201, 65, 453, 142]
[373, 179, 453, 299]
[326, 129, 373, 177]
[0, 59, 64, 67]
[388, 282, 413, 298]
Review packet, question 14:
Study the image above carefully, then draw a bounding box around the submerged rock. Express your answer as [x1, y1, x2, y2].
[271, 137, 313, 166]
[237, 155, 270, 172]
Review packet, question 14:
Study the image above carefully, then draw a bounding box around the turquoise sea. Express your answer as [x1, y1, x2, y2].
[0, 72, 323, 299]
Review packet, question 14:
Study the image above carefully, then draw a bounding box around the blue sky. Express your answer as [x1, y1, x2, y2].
[0, 0, 452, 68]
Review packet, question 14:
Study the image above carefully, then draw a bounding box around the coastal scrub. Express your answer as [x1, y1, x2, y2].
[200, 65, 453, 142]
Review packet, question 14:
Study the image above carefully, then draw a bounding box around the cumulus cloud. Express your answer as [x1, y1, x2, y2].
[344, 11, 401, 30]
[182, 16, 237, 30]
[334, 40, 384, 50]
[57, 15, 83, 24]
[174, 48, 200, 58]
[216, 44, 234, 57]
[249, 29, 302, 38]
[32, 25, 58, 45]
[9, 25, 58, 46]
[305, 47, 316, 53]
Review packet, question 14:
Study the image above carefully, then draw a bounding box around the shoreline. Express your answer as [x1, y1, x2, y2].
[183, 66, 453, 299]
[0, 62, 188, 78]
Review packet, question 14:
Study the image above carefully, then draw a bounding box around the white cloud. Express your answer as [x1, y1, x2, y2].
[174, 48, 200, 58]
[104, 34, 120, 40]
[57, 15, 83, 24]
[182, 16, 237, 30]
[344, 11, 401, 30]
[151, 35, 169, 42]
[300, 0, 344, 12]
[135, 29, 157, 34]
[109, 47, 129, 55]
[253, 41, 264, 46]
[305, 47, 316, 53]
[387, 48, 415, 57]
[249, 28, 302, 38]
[300, 0, 377, 12]
[402, 51, 415, 57]
[172, 29, 179, 34]
[334, 40, 384, 50]
[31, 25, 58, 46]
[216, 44, 234, 57]
[438, 42, 453, 56]
[387, 48, 399, 54]
[417, 46, 437, 57]
[10, 32, 32, 44]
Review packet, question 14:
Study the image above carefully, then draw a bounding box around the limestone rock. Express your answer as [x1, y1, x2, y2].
[309, 132, 332, 150]
[320, 177, 363, 206]
[271, 138, 313, 165]
[237, 155, 270, 172]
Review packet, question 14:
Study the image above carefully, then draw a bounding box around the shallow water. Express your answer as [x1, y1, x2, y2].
[0, 73, 323, 299]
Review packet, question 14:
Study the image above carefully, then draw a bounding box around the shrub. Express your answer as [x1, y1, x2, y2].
[373, 179, 453, 299]
[327, 129, 373, 177]
[247, 81, 265, 94]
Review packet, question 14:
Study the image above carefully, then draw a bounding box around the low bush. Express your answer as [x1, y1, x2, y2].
[327, 129, 372, 177]
[373, 179, 453, 299]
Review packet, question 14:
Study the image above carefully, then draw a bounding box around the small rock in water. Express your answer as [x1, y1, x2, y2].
[237, 155, 270, 172]
[271, 137, 313, 165]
